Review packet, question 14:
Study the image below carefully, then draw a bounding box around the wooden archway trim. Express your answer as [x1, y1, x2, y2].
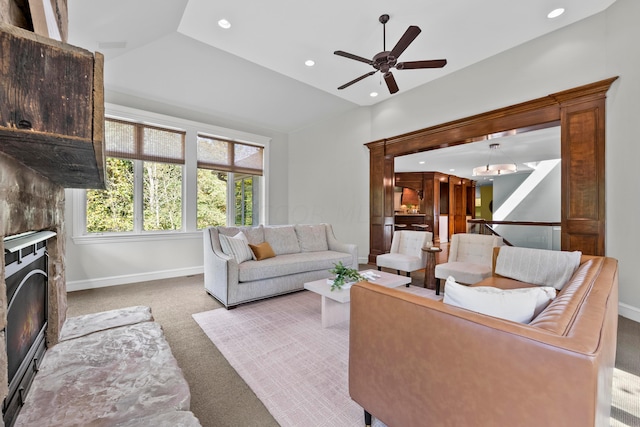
[366, 77, 618, 262]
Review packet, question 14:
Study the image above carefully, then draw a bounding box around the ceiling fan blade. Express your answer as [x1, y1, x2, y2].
[384, 72, 399, 94]
[396, 59, 447, 70]
[334, 50, 374, 65]
[389, 26, 421, 59]
[337, 71, 376, 90]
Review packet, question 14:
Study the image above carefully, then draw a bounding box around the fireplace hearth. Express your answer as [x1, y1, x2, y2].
[2, 231, 55, 426]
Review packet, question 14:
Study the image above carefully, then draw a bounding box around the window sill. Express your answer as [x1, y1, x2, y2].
[71, 231, 204, 245]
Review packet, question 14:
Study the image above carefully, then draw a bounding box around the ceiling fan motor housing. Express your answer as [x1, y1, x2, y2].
[373, 51, 396, 73]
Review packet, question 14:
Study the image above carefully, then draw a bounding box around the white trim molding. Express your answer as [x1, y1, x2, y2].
[66, 266, 205, 292]
[619, 302, 640, 323]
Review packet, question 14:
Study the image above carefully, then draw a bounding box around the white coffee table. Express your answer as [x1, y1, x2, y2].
[304, 269, 411, 328]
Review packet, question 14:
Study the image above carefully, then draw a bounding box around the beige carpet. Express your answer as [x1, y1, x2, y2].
[66, 275, 279, 427]
[67, 273, 640, 427]
[193, 286, 442, 427]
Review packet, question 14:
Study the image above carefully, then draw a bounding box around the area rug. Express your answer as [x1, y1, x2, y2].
[192, 286, 441, 427]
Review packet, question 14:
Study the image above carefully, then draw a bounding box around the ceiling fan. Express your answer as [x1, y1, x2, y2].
[334, 14, 447, 94]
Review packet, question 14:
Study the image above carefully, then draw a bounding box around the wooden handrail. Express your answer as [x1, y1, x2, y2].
[467, 219, 561, 247]
[467, 219, 561, 227]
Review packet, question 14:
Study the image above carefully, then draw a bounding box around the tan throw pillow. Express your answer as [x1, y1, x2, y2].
[249, 242, 276, 261]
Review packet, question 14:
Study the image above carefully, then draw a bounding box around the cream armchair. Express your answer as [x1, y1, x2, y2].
[434, 233, 503, 294]
[376, 230, 433, 283]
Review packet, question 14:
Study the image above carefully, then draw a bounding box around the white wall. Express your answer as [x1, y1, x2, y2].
[288, 0, 640, 320]
[491, 166, 562, 249]
[288, 107, 371, 261]
[492, 166, 561, 222]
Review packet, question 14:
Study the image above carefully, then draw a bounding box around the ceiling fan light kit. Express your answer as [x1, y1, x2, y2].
[334, 14, 447, 94]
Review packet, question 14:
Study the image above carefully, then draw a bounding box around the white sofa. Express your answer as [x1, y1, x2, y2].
[204, 224, 358, 308]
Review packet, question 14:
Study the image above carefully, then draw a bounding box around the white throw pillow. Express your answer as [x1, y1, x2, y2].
[219, 232, 253, 264]
[443, 277, 556, 324]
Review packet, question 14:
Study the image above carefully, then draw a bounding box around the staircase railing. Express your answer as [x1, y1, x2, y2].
[467, 219, 562, 249]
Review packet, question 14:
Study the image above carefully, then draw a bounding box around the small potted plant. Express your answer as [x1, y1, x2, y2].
[328, 261, 364, 291]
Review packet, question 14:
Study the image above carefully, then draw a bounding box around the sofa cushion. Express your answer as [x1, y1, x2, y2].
[264, 225, 301, 255]
[495, 246, 581, 290]
[249, 242, 276, 261]
[295, 224, 329, 252]
[435, 261, 493, 285]
[218, 225, 264, 245]
[237, 251, 352, 282]
[443, 276, 556, 323]
[219, 232, 253, 264]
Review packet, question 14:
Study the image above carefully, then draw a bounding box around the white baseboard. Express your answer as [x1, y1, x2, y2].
[66, 266, 204, 292]
[619, 302, 640, 323]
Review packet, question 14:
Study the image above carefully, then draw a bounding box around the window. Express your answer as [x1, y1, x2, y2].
[86, 118, 185, 233]
[79, 110, 268, 239]
[197, 134, 263, 228]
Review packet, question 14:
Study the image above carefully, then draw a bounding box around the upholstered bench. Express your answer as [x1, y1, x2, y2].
[14, 306, 201, 426]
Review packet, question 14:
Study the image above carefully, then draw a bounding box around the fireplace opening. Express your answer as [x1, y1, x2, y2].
[2, 231, 54, 426]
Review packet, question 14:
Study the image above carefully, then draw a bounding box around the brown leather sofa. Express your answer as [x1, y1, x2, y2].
[349, 252, 618, 427]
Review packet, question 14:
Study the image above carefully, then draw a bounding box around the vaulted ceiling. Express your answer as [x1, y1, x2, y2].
[68, 0, 616, 133]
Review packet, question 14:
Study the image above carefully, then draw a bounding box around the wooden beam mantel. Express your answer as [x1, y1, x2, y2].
[0, 22, 105, 188]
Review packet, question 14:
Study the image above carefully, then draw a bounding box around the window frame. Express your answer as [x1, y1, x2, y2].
[71, 104, 270, 244]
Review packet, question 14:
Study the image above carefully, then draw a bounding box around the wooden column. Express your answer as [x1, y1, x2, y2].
[556, 87, 608, 255]
[367, 140, 394, 263]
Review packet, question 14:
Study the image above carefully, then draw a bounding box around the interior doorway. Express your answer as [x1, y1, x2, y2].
[366, 77, 616, 262]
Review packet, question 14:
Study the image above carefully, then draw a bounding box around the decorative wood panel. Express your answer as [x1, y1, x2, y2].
[367, 140, 386, 263]
[560, 97, 606, 255]
[367, 77, 617, 259]
[0, 23, 104, 188]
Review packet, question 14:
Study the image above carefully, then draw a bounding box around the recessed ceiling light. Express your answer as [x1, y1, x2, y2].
[449, 168, 455, 172]
[218, 19, 231, 29]
[547, 8, 565, 19]
[419, 161, 425, 165]
[370, 92, 378, 97]
[305, 60, 315, 67]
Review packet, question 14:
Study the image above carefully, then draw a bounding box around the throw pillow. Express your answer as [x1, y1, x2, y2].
[249, 242, 276, 261]
[495, 246, 582, 290]
[294, 224, 329, 252]
[443, 277, 556, 324]
[219, 232, 253, 264]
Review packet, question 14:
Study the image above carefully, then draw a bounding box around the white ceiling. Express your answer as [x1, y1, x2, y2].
[68, 0, 615, 132]
[67, 0, 615, 133]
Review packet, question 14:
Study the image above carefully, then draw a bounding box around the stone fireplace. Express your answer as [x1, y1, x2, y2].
[1, 11, 104, 426]
[0, 151, 67, 425]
